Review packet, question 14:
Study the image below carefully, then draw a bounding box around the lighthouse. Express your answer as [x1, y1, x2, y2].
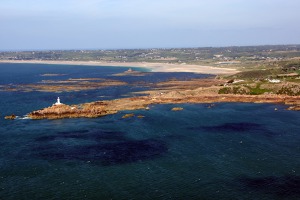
[54, 97, 62, 105]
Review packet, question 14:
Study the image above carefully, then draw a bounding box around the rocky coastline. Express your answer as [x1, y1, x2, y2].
[27, 92, 300, 120]
[3, 76, 300, 120]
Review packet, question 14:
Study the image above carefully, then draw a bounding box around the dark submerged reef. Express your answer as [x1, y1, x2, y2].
[32, 130, 168, 166]
[188, 122, 274, 136]
[238, 175, 300, 198]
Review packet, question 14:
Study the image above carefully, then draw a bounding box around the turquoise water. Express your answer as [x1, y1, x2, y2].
[0, 63, 299, 199]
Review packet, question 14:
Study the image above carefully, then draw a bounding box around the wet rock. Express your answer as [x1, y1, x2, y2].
[171, 107, 184, 111]
[288, 105, 300, 111]
[5, 114, 16, 120]
[122, 113, 135, 119]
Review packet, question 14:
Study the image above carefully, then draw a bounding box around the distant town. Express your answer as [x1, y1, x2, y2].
[1, 45, 300, 67]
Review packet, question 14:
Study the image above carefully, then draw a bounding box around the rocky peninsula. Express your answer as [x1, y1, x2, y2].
[2, 73, 299, 120]
[27, 82, 300, 120]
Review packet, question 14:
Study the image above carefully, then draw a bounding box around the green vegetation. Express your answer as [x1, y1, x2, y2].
[246, 84, 271, 95]
[1, 45, 300, 68]
[219, 84, 272, 95]
[218, 86, 249, 95]
[230, 69, 275, 80]
[2, 45, 300, 97]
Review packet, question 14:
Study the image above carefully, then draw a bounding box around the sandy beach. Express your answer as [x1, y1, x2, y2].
[0, 60, 238, 75]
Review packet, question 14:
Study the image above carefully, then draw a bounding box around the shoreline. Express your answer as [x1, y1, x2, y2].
[2, 74, 299, 120]
[0, 60, 238, 75]
[4, 59, 300, 120]
[25, 77, 300, 120]
[26, 94, 300, 120]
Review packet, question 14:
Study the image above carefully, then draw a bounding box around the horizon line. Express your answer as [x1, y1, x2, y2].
[1, 43, 300, 52]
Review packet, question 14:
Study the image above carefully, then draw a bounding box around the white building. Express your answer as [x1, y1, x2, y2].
[268, 79, 281, 83]
[54, 97, 62, 105]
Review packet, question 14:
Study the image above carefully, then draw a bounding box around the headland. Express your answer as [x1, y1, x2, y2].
[27, 77, 300, 120]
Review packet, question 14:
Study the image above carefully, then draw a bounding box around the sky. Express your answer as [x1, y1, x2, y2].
[1, 0, 300, 50]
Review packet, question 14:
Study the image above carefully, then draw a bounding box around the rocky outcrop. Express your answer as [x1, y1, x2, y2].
[27, 78, 300, 120]
[0, 78, 127, 93]
[171, 107, 184, 111]
[287, 105, 300, 111]
[5, 114, 16, 120]
[277, 83, 300, 96]
[27, 93, 300, 120]
[122, 113, 135, 119]
[113, 69, 148, 76]
[28, 97, 151, 120]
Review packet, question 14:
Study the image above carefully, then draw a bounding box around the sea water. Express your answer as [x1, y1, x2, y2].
[0, 63, 299, 199]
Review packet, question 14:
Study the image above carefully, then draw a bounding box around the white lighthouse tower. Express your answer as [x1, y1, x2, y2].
[54, 97, 62, 106]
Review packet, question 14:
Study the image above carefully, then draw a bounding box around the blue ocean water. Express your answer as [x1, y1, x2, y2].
[0, 63, 299, 199]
